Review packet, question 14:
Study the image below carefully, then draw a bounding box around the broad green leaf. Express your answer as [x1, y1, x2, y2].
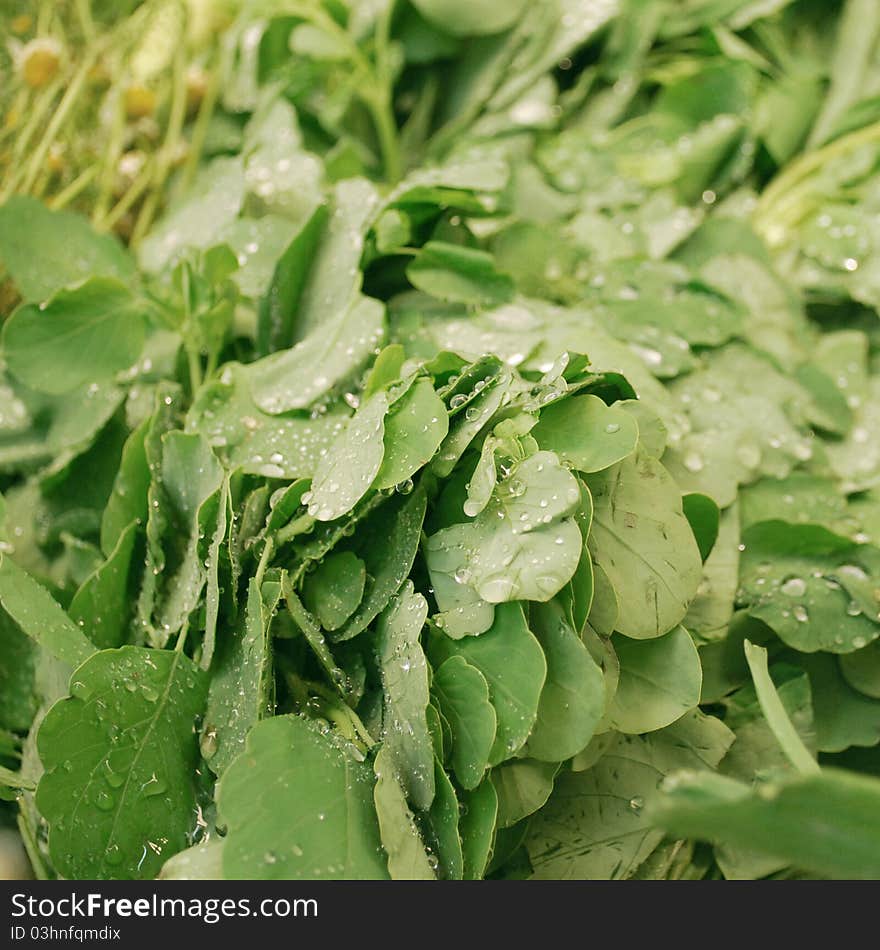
[493, 759, 557, 828]
[525, 599, 605, 762]
[188, 363, 344, 479]
[218, 715, 388, 879]
[527, 711, 733, 879]
[36, 646, 208, 879]
[247, 295, 385, 415]
[652, 768, 880, 880]
[426, 451, 582, 604]
[139, 157, 245, 271]
[798, 653, 880, 752]
[684, 503, 740, 644]
[610, 626, 702, 734]
[0, 196, 134, 302]
[69, 521, 138, 650]
[532, 395, 639, 473]
[373, 378, 449, 490]
[429, 602, 546, 765]
[202, 578, 281, 776]
[0, 556, 96, 668]
[302, 551, 366, 631]
[373, 746, 435, 880]
[460, 778, 498, 880]
[738, 522, 880, 654]
[307, 392, 388, 522]
[432, 656, 496, 789]
[407, 242, 514, 307]
[586, 448, 703, 638]
[2, 278, 146, 395]
[100, 415, 151, 557]
[375, 583, 435, 811]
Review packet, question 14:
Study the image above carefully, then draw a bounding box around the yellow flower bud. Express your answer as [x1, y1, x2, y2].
[124, 83, 157, 120]
[18, 38, 64, 89]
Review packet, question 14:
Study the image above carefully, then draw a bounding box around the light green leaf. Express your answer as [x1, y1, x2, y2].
[610, 626, 702, 734]
[493, 759, 557, 828]
[307, 392, 388, 522]
[532, 395, 639, 473]
[586, 448, 703, 638]
[218, 715, 388, 879]
[2, 278, 146, 395]
[36, 646, 208, 879]
[0, 195, 134, 302]
[525, 599, 605, 761]
[432, 656, 496, 790]
[375, 583, 435, 811]
[460, 778, 498, 880]
[373, 746, 435, 880]
[429, 602, 546, 766]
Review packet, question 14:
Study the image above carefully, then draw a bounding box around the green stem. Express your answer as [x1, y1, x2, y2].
[180, 63, 220, 191]
[1, 81, 62, 194]
[254, 536, 275, 589]
[17, 813, 48, 881]
[365, 90, 402, 184]
[48, 163, 98, 210]
[18, 53, 95, 195]
[130, 42, 189, 246]
[96, 154, 157, 232]
[754, 119, 880, 242]
[93, 88, 128, 222]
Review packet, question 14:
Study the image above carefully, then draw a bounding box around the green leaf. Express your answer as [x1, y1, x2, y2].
[373, 746, 435, 879]
[0, 607, 38, 732]
[331, 488, 427, 642]
[682, 493, 720, 562]
[525, 599, 605, 762]
[247, 295, 385, 415]
[0, 196, 134, 302]
[306, 392, 388, 522]
[69, 521, 138, 650]
[460, 778, 498, 879]
[429, 602, 546, 766]
[407, 242, 515, 307]
[2, 278, 146, 395]
[527, 711, 734, 879]
[411, 0, 528, 36]
[532, 395, 639, 473]
[302, 551, 366, 631]
[426, 758, 463, 879]
[139, 157, 245, 271]
[218, 715, 388, 879]
[651, 768, 880, 880]
[0, 556, 96, 668]
[36, 646, 208, 879]
[586, 448, 703, 638]
[375, 582, 435, 810]
[373, 378, 449, 490]
[202, 578, 281, 776]
[432, 656, 496, 790]
[738, 522, 880, 654]
[798, 653, 880, 752]
[493, 759, 557, 828]
[840, 640, 880, 699]
[609, 626, 703, 734]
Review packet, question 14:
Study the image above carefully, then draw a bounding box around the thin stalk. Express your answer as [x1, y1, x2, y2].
[179, 63, 220, 191]
[92, 88, 128, 222]
[74, 0, 96, 45]
[17, 814, 49, 881]
[18, 53, 96, 194]
[2, 80, 62, 190]
[254, 537, 275, 589]
[96, 154, 157, 232]
[130, 43, 189, 245]
[48, 163, 98, 209]
[754, 119, 880, 240]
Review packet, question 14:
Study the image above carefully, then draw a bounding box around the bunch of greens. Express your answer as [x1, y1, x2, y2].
[2, 0, 880, 881]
